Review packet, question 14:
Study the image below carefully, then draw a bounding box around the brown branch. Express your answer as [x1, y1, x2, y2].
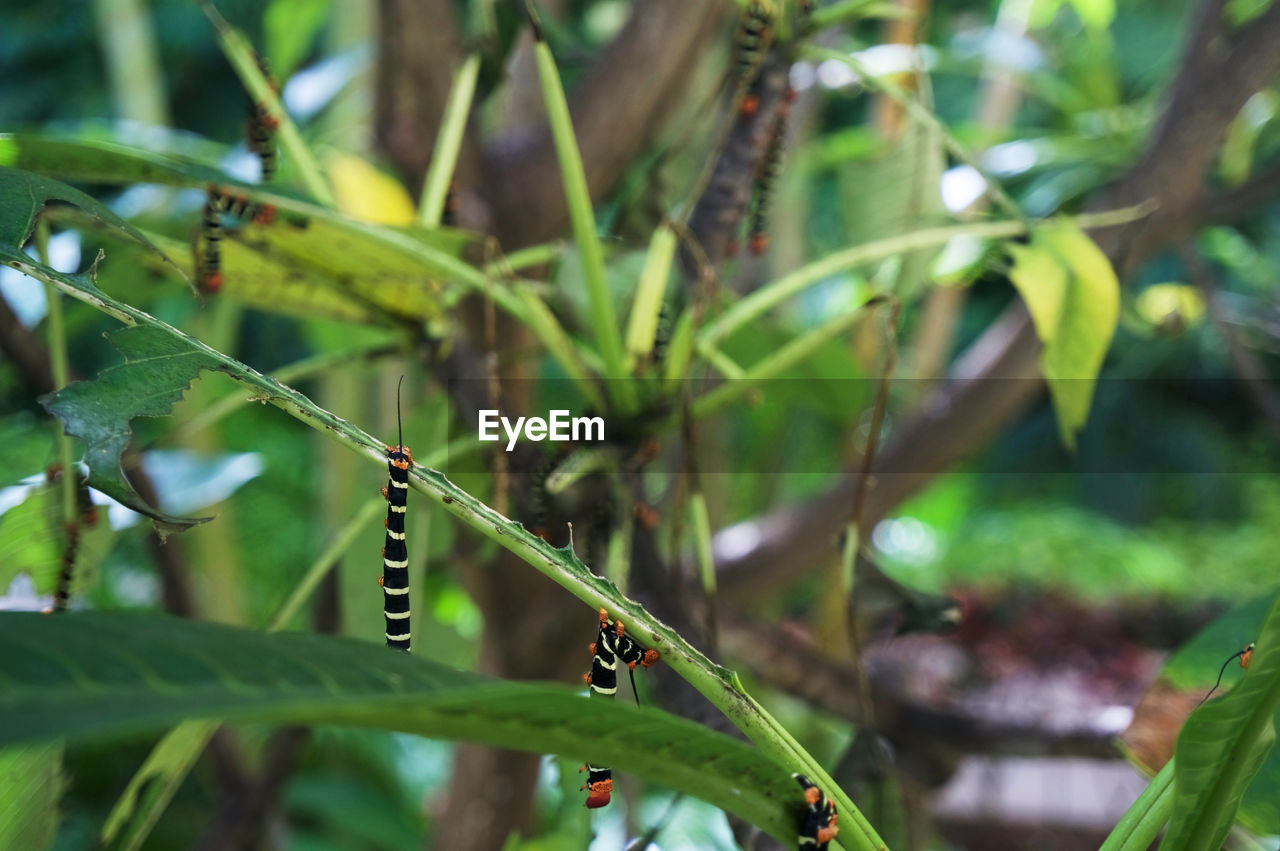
[482, 0, 731, 249]
[0, 291, 56, 395]
[683, 52, 792, 273]
[715, 0, 1280, 598]
[721, 618, 1120, 762]
[374, 0, 465, 189]
[194, 572, 342, 850]
[1181, 246, 1280, 444]
[1203, 159, 1280, 223]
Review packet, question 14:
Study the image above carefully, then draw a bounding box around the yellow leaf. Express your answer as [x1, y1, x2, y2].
[326, 153, 416, 225]
[1135, 283, 1205, 330]
[1008, 218, 1119, 449]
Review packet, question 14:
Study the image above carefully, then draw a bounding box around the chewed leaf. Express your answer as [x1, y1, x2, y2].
[0, 166, 172, 269]
[1008, 217, 1119, 449]
[41, 326, 222, 529]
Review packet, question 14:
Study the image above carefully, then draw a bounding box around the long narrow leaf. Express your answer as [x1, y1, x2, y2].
[699, 208, 1147, 347]
[419, 54, 480, 227]
[527, 12, 633, 412]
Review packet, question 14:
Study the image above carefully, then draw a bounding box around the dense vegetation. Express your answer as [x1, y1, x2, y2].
[2, 0, 1280, 849]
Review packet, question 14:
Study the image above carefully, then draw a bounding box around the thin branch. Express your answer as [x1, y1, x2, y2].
[1203, 159, 1280, 224]
[374, 0, 467, 189]
[722, 618, 1120, 761]
[1181, 246, 1280, 444]
[0, 290, 56, 395]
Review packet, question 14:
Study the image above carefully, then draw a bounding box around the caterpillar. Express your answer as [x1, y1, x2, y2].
[380, 378, 413, 651]
[581, 607, 660, 807]
[1200, 641, 1256, 704]
[794, 773, 839, 850]
[735, 2, 775, 118]
[43, 465, 97, 613]
[197, 189, 227, 293]
[525, 451, 559, 543]
[246, 57, 281, 183]
[748, 111, 787, 256]
[196, 185, 276, 294]
[579, 763, 613, 810]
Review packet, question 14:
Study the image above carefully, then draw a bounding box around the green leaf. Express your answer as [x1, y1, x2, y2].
[529, 20, 632, 411]
[0, 133, 235, 189]
[99, 721, 218, 851]
[0, 480, 113, 596]
[1161, 592, 1280, 850]
[1151, 590, 1280, 837]
[0, 612, 801, 844]
[40, 325, 222, 529]
[264, 0, 331, 78]
[1226, 0, 1276, 28]
[419, 54, 481, 227]
[0, 166, 169, 265]
[625, 224, 677, 369]
[1100, 758, 1174, 851]
[1008, 218, 1119, 449]
[0, 742, 64, 851]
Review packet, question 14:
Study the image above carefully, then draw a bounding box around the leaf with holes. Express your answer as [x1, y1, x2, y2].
[0, 612, 803, 845]
[40, 324, 222, 529]
[0, 166, 170, 268]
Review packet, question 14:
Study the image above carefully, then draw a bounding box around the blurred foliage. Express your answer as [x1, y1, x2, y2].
[2, 0, 1280, 848]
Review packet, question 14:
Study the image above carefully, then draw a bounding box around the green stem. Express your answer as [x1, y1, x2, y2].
[94, 0, 170, 126]
[199, 0, 336, 205]
[484, 242, 565, 276]
[812, 0, 898, 28]
[693, 306, 868, 419]
[171, 341, 399, 441]
[19, 253, 885, 850]
[689, 491, 717, 599]
[695, 341, 747, 380]
[36, 224, 76, 529]
[419, 55, 480, 227]
[1099, 760, 1174, 851]
[270, 496, 385, 630]
[529, 31, 634, 413]
[698, 207, 1147, 348]
[804, 45, 1026, 223]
